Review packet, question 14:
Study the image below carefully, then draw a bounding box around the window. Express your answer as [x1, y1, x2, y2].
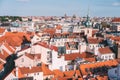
[60, 66, 63, 71]
[109, 55, 111, 59]
[112, 55, 115, 58]
[21, 58, 24, 62]
[105, 56, 108, 59]
[87, 30, 89, 33]
[102, 56, 104, 59]
[115, 70, 117, 74]
[37, 73, 39, 75]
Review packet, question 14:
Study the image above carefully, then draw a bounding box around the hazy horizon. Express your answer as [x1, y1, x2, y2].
[0, 0, 120, 17]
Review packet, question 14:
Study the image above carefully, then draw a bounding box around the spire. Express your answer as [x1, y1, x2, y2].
[87, 2, 90, 17]
[85, 1, 92, 27]
[86, 1, 90, 22]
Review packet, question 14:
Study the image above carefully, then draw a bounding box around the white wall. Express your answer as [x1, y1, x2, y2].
[49, 50, 67, 71]
[38, 45, 51, 64]
[101, 53, 115, 60]
[79, 44, 87, 53]
[66, 50, 79, 54]
[15, 55, 34, 67]
[4, 73, 16, 80]
[117, 25, 120, 31]
[31, 35, 41, 44]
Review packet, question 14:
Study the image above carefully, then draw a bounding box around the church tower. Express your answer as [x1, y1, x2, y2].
[85, 4, 92, 27]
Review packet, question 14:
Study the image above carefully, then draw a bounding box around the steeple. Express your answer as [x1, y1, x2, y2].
[85, 2, 92, 27]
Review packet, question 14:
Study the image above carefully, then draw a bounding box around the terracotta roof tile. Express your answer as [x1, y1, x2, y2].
[96, 76, 108, 80]
[3, 42, 15, 53]
[84, 58, 96, 62]
[56, 25, 62, 30]
[43, 28, 56, 34]
[25, 54, 41, 60]
[1, 32, 32, 47]
[112, 18, 120, 22]
[41, 63, 54, 76]
[64, 70, 75, 77]
[2, 49, 9, 58]
[98, 47, 113, 54]
[75, 70, 82, 77]
[79, 60, 118, 75]
[110, 36, 120, 41]
[92, 30, 98, 36]
[88, 38, 102, 44]
[0, 63, 4, 71]
[53, 69, 64, 78]
[19, 66, 42, 74]
[0, 53, 6, 61]
[64, 52, 94, 61]
[0, 28, 5, 34]
[37, 42, 58, 51]
[64, 53, 83, 61]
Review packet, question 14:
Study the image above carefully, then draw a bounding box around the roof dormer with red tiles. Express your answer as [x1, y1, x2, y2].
[97, 47, 115, 60]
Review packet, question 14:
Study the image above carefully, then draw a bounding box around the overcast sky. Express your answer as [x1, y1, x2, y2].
[0, 0, 120, 17]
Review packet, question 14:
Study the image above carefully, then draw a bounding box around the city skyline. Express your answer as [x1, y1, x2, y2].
[0, 0, 120, 17]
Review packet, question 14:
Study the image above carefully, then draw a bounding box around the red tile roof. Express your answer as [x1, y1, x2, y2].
[64, 70, 75, 77]
[0, 64, 4, 71]
[112, 18, 120, 22]
[3, 42, 15, 53]
[0, 60, 4, 70]
[88, 37, 102, 44]
[53, 69, 64, 78]
[0, 28, 5, 34]
[56, 25, 62, 30]
[43, 28, 56, 34]
[64, 52, 94, 61]
[19, 66, 42, 74]
[64, 53, 84, 61]
[96, 76, 108, 80]
[84, 58, 96, 62]
[110, 36, 120, 41]
[37, 42, 58, 52]
[80, 60, 118, 75]
[92, 30, 98, 36]
[0, 32, 33, 47]
[41, 63, 53, 76]
[25, 54, 41, 60]
[50, 45, 58, 52]
[0, 53, 6, 61]
[2, 49, 9, 58]
[98, 47, 113, 54]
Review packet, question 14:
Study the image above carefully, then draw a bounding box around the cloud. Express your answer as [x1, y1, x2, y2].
[112, 2, 120, 6]
[17, 0, 30, 2]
